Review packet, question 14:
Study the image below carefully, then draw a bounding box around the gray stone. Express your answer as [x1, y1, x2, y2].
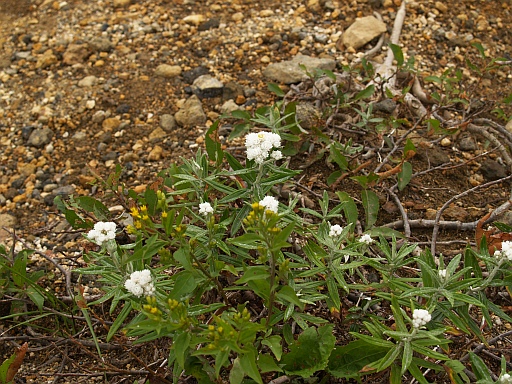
[53, 185, 76, 196]
[192, 75, 224, 98]
[91, 110, 106, 123]
[263, 54, 336, 84]
[220, 100, 242, 114]
[416, 146, 450, 167]
[223, 81, 244, 101]
[458, 136, 476, 151]
[160, 114, 176, 131]
[63, 43, 91, 65]
[341, 16, 387, 50]
[480, 159, 508, 181]
[175, 95, 207, 127]
[78, 75, 98, 87]
[88, 37, 114, 53]
[295, 103, 322, 129]
[27, 128, 53, 148]
[154, 64, 182, 78]
[373, 99, 397, 114]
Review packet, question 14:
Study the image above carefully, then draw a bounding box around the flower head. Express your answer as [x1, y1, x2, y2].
[359, 234, 373, 244]
[500, 373, 512, 384]
[259, 196, 279, 214]
[245, 132, 282, 164]
[412, 309, 431, 329]
[87, 221, 117, 246]
[199, 202, 214, 216]
[438, 269, 447, 279]
[499, 241, 512, 261]
[329, 224, 343, 237]
[124, 269, 155, 297]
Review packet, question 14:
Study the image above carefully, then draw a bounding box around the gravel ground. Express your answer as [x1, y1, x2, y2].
[1, 0, 512, 381]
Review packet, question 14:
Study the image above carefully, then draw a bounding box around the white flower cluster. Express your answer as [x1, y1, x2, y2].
[500, 373, 512, 384]
[124, 269, 155, 297]
[260, 196, 279, 214]
[245, 132, 282, 164]
[329, 224, 343, 237]
[438, 269, 448, 279]
[199, 202, 214, 216]
[412, 309, 431, 329]
[359, 234, 373, 244]
[87, 221, 117, 246]
[494, 241, 512, 261]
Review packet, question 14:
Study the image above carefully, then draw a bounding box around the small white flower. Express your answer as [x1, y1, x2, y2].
[125, 269, 155, 298]
[500, 373, 512, 384]
[259, 196, 279, 214]
[199, 202, 214, 216]
[329, 224, 343, 237]
[87, 221, 117, 246]
[500, 241, 512, 261]
[245, 131, 282, 164]
[412, 309, 431, 329]
[270, 150, 283, 160]
[359, 234, 373, 244]
[438, 269, 447, 279]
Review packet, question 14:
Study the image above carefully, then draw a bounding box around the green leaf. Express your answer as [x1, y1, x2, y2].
[336, 191, 358, 227]
[169, 271, 198, 300]
[329, 145, 349, 171]
[401, 341, 413, 374]
[174, 332, 192, 370]
[205, 120, 224, 165]
[0, 353, 15, 383]
[126, 235, 166, 264]
[240, 350, 263, 384]
[262, 335, 283, 361]
[281, 325, 335, 378]
[236, 266, 270, 284]
[229, 357, 244, 384]
[276, 285, 304, 310]
[267, 83, 286, 97]
[389, 43, 404, 67]
[228, 233, 263, 249]
[328, 340, 389, 379]
[257, 354, 283, 373]
[361, 189, 379, 229]
[76, 196, 110, 221]
[397, 161, 412, 191]
[12, 253, 27, 288]
[354, 84, 375, 101]
[469, 352, 493, 381]
[107, 302, 132, 341]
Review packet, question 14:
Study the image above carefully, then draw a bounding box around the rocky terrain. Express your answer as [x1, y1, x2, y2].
[0, 0, 511, 382]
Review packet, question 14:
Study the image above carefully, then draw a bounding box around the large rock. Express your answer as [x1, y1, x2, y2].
[27, 128, 53, 148]
[155, 64, 182, 78]
[341, 16, 387, 50]
[263, 54, 336, 84]
[175, 95, 207, 127]
[192, 75, 224, 98]
[63, 43, 91, 65]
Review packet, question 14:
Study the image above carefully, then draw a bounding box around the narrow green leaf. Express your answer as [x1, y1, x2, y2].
[361, 189, 379, 229]
[469, 352, 493, 381]
[397, 161, 412, 191]
[229, 357, 244, 384]
[268, 83, 286, 97]
[328, 340, 389, 379]
[174, 332, 192, 369]
[240, 350, 263, 384]
[389, 43, 404, 67]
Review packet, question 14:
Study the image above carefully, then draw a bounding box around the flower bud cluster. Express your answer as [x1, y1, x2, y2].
[124, 269, 155, 297]
[87, 221, 117, 246]
[245, 131, 282, 164]
[199, 202, 214, 216]
[500, 373, 512, 384]
[494, 241, 512, 261]
[329, 224, 343, 237]
[438, 269, 448, 279]
[142, 296, 162, 320]
[412, 309, 431, 329]
[359, 234, 373, 244]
